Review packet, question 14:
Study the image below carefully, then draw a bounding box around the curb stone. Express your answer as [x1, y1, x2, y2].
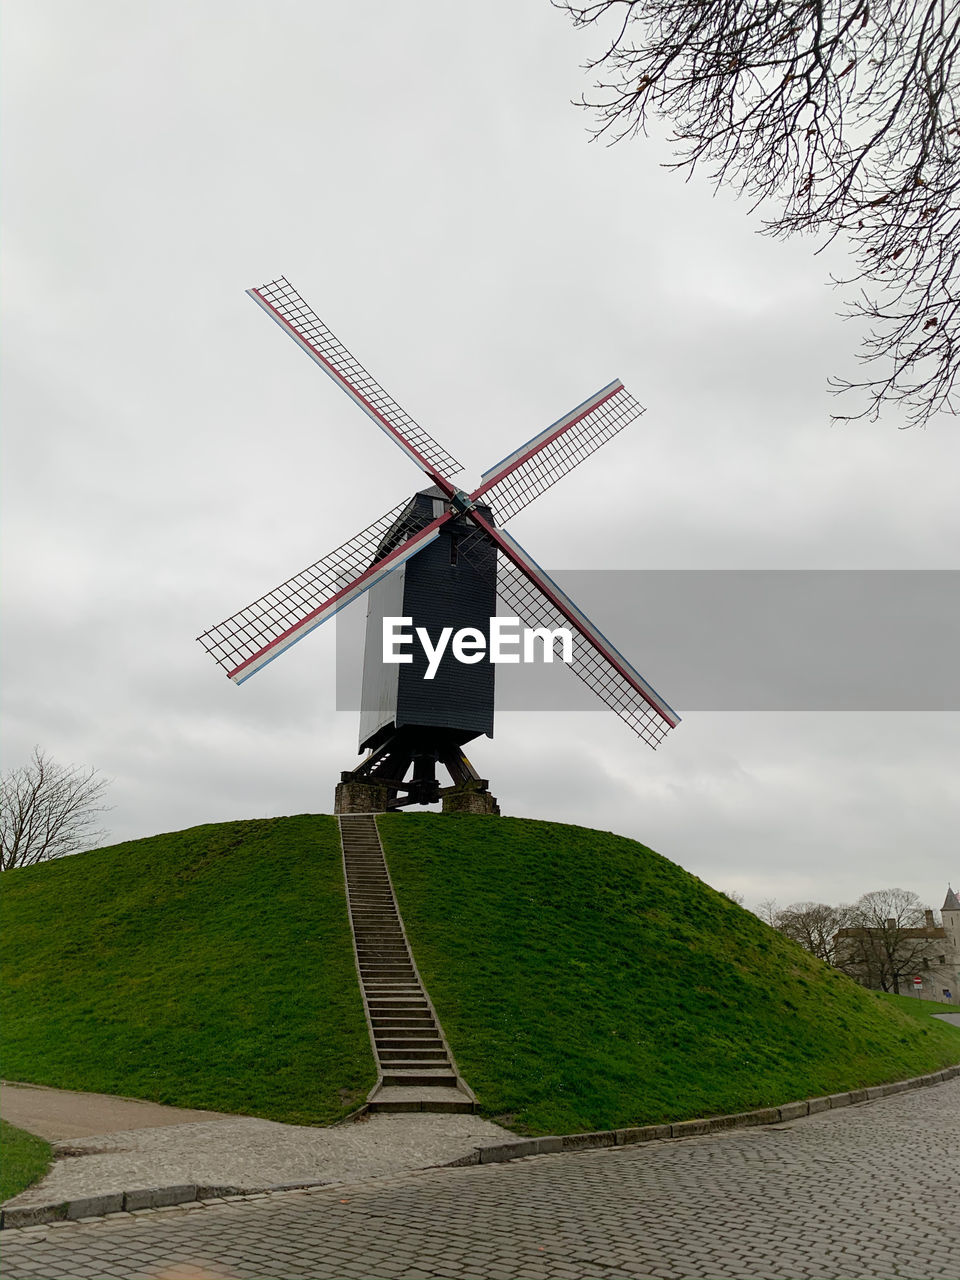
[2, 1062, 958, 1230]
[435, 1061, 960, 1169]
[0, 1181, 324, 1230]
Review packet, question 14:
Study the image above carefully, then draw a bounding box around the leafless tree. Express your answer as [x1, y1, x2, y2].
[557, 0, 960, 426]
[834, 887, 934, 992]
[1, 748, 110, 871]
[754, 897, 781, 927]
[774, 899, 852, 964]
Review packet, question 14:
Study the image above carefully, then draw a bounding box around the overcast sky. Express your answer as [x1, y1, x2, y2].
[2, 1, 958, 914]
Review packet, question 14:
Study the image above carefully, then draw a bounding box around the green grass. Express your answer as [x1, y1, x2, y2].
[377, 813, 960, 1135]
[0, 816, 375, 1124]
[3, 812, 957, 1138]
[0, 1121, 52, 1203]
[875, 991, 960, 1022]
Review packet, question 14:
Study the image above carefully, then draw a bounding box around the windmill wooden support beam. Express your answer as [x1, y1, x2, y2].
[198, 276, 680, 812]
[335, 726, 495, 814]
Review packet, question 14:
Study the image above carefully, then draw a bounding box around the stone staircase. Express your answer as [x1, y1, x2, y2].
[338, 813, 475, 1113]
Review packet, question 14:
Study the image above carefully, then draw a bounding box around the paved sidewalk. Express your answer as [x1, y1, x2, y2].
[1, 1082, 511, 1215]
[2, 1079, 958, 1279]
[1, 1083, 235, 1141]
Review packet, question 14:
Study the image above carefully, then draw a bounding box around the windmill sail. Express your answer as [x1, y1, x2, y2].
[462, 515, 679, 748]
[248, 278, 462, 484]
[471, 381, 644, 523]
[198, 501, 448, 684]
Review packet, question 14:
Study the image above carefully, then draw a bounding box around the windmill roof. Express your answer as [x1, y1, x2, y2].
[943, 886, 960, 912]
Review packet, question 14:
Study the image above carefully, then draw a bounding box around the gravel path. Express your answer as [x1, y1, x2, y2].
[1, 1083, 512, 1210]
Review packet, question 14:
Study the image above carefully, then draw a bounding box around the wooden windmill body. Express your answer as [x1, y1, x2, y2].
[356, 488, 497, 806]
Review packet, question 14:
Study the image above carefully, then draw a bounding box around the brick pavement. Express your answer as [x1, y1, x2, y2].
[2, 1078, 958, 1280]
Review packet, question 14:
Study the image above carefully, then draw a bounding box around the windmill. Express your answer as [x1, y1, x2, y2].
[198, 278, 680, 813]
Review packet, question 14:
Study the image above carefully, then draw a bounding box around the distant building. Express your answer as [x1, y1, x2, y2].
[834, 888, 960, 1006]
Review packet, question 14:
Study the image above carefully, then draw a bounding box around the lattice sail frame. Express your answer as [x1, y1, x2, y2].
[200, 277, 679, 745]
[197, 501, 445, 683]
[471, 381, 645, 524]
[248, 277, 462, 483]
[459, 520, 679, 748]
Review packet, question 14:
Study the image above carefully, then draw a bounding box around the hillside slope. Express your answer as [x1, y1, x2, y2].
[0, 816, 375, 1125]
[2, 813, 956, 1135]
[377, 814, 960, 1134]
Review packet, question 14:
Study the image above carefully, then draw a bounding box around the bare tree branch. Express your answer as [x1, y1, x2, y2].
[773, 900, 853, 965]
[556, 0, 960, 426]
[754, 897, 781, 927]
[835, 887, 941, 993]
[1, 747, 111, 871]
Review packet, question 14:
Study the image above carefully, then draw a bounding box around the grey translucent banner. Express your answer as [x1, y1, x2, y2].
[334, 570, 960, 713]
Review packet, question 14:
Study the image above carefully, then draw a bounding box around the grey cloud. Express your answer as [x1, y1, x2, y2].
[1, 1, 956, 917]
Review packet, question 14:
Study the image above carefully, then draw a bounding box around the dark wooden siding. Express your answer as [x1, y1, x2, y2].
[359, 490, 497, 749]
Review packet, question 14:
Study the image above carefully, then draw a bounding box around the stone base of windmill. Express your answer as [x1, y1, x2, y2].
[334, 777, 500, 816]
[334, 779, 391, 814]
[441, 786, 501, 816]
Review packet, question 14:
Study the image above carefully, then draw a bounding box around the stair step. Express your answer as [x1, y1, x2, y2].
[370, 1016, 436, 1027]
[367, 995, 427, 1004]
[368, 1004, 428, 1014]
[372, 1029, 438, 1040]
[376, 1040, 445, 1052]
[378, 1049, 449, 1062]
[374, 1029, 442, 1042]
[367, 1096, 475, 1115]
[380, 1069, 459, 1087]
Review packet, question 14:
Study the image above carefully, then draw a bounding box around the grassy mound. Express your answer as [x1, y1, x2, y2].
[0, 816, 374, 1124]
[2, 813, 956, 1135]
[0, 1121, 52, 1203]
[377, 814, 960, 1135]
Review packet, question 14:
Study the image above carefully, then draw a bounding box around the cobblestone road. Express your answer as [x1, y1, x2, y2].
[3, 1079, 958, 1280]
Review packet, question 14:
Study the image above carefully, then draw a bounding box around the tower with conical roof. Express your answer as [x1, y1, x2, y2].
[942, 886, 960, 951]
